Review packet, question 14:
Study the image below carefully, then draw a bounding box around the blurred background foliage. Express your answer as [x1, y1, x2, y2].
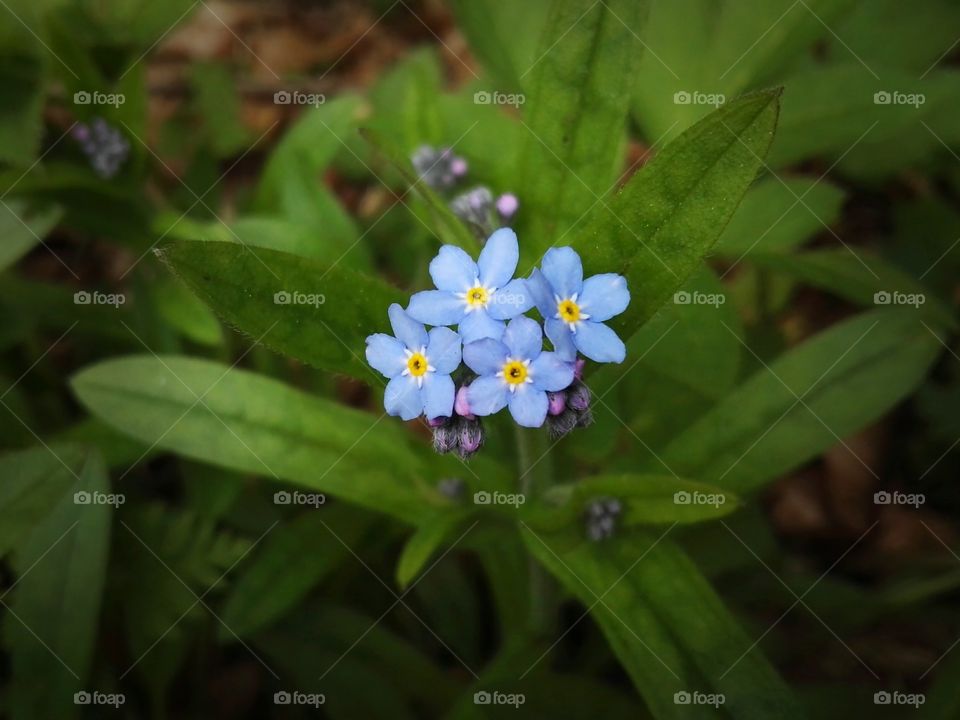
[1, 0, 960, 718]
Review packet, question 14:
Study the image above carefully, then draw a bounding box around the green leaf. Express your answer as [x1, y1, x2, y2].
[221, 507, 375, 638]
[71, 355, 432, 524]
[449, 0, 551, 91]
[396, 511, 470, 589]
[0, 445, 80, 556]
[524, 527, 804, 719]
[713, 177, 846, 257]
[749, 248, 956, 328]
[517, 0, 650, 262]
[0, 200, 62, 272]
[573, 89, 781, 341]
[0, 51, 45, 166]
[527, 473, 740, 530]
[152, 276, 223, 346]
[663, 309, 945, 493]
[4, 444, 111, 720]
[158, 240, 404, 381]
[191, 62, 249, 158]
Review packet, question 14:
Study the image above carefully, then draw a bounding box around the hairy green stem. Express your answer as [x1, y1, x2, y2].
[516, 425, 554, 635]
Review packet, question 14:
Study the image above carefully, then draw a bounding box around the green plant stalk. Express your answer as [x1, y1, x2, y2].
[515, 424, 554, 636]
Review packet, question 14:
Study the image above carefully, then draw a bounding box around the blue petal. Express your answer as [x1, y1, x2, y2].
[502, 316, 542, 361]
[574, 321, 626, 363]
[466, 376, 509, 416]
[463, 338, 509, 376]
[540, 247, 583, 299]
[407, 291, 465, 327]
[530, 351, 575, 392]
[526, 269, 556, 317]
[426, 327, 461, 374]
[477, 227, 519, 289]
[487, 278, 535, 320]
[388, 304, 428, 349]
[545, 318, 577, 361]
[508, 387, 549, 427]
[384, 375, 423, 420]
[579, 273, 630, 322]
[429, 245, 478, 293]
[420, 373, 455, 420]
[365, 333, 406, 378]
[459, 309, 505, 343]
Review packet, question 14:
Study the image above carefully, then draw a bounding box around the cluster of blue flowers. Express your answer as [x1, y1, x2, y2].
[366, 228, 630, 457]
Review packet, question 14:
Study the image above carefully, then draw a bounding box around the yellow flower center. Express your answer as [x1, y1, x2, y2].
[502, 360, 529, 386]
[558, 298, 581, 323]
[406, 352, 429, 377]
[465, 285, 490, 308]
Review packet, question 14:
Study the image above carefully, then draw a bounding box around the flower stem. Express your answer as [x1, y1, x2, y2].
[516, 425, 554, 636]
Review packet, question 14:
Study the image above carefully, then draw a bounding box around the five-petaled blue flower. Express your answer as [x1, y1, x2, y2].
[366, 304, 461, 420]
[407, 228, 533, 343]
[528, 247, 630, 363]
[463, 316, 575, 428]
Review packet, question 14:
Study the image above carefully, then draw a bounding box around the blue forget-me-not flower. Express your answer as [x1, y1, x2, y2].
[366, 304, 462, 421]
[407, 228, 534, 344]
[528, 247, 630, 363]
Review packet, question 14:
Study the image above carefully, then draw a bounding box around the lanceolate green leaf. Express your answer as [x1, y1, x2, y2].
[221, 507, 375, 638]
[71, 356, 432, 524]
[518, 0, 650, 262]
[524, 527, 804, 719]
[0, 200, 62, 272]
[572, 89, 781, 342]
[396, 511, 471, 589]
[663, 309, 945, 493]
[527, 474, 740, 530]
[158, 241, 404, 382]
[4, 445, 111, 720]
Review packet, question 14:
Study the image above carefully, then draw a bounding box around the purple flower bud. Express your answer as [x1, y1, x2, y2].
[451, 157, 468, 177]
[584, 496, 622, 541]
[455, 386, 475, 419]
[496, 193, 519, 219]
[457, 418, 484, 458]
[547, 409, 578, 440]
[574, 357, 586, 380]
[567, 381, 591, 412]
[428, 415, 450, 428]
[547, 391, 566, 416]
[432, 421, 459, 453]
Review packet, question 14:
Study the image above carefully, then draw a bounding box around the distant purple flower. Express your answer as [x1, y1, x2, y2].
[495, 193, 519, 220]
[411, 145, 467, 191]
[529, 247, 630, 363]
[365, 304, 461, 420]
[72, 118, 129, 179]
[407, 228, 533, 344]
[463, 316, 575, 427]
